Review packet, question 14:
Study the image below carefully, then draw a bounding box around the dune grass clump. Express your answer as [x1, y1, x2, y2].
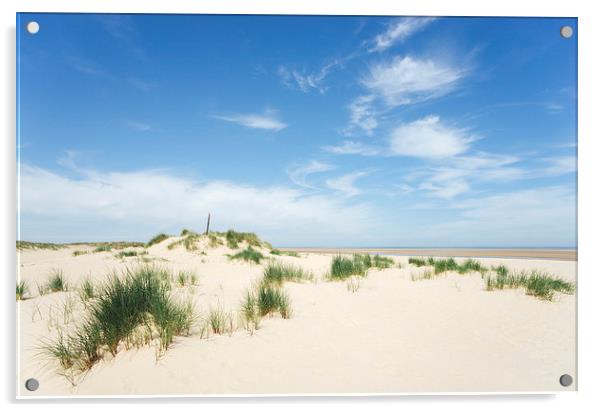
[72, 250, 88, 257]
[408, 257, 428, 267]
[17, 241, 65, 250]
[433, 258, 459, 274]
[224, 230, 265, 249]
[329, 255, 366, 280]
[16, 280, 29, 301]
[229, 246, 264, 264]
[93, 245, 112, 253]
[78, 278, 95, 303]
[270, 249, 300, 257]
[115, 250, 147, 259]
[41, 265, 196, 376]
[262, 262, 312, 285]
[47, 269, 69, 292]
[484, 268, 574, 300]
[457, 259, 487, 274]
[146, 233, 170, 247]
[174, 270, 198, 287]
[371, 255, 395, 269]
[168, 232, 201, 251]
[240, 290, 261, 333]
[207, 232, 223, 248]
[207, 306, 234, 335]
[256, 282, 291, 318]
[411, 269, 435, 281]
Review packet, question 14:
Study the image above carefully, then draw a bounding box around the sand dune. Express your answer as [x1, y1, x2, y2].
[16, 234, 576, 396]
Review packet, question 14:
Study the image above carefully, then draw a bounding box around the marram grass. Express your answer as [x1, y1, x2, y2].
[47, 269, 69, 292]
[484, 268, 574, 300]
[41, 265, 196, 376]
[229, 246, 264, 264]
[16, 280, 29, 301]
[262, 262, 312, 285]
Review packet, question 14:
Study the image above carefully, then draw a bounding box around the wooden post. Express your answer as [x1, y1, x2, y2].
[205, 213, 211, 235]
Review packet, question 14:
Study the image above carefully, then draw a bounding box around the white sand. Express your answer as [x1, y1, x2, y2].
[16, 237, 576, 396]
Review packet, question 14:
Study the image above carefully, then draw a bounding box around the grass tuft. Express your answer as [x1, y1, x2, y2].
[224, 230, 267, 249]
[41, 265, 196, 376]
[408, 257, 428, 267]
[16, 280, 29, 300]
[329, 255, 366, 280]
[240, 290, 260, 333]
[72, 250, 88, 257]
[207, 306, 233, 335]
[270, 249, 300, 257]
[484, 268, 574, 300]
[262, 262, 312, 285]
[78, 277, 95, 302]
[146, 233, 170, 247]
[256, 282, 291, 318]
[228, 246, 264, 264]
[47, 269, 69, 292]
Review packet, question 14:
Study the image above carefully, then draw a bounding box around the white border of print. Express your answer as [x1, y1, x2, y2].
[2, 0, 601, 411]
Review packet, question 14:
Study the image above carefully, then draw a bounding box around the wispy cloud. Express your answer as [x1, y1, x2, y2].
[363, 56, 467, 107]
[370, 17, 437, 53]
[213, 110, 287, 131]
[287, 160, 335, 189]
[56, 150, 81, 170]
[389, 115, 477, 159]
[126, 121, 154, 132]
[420, 186, 576, 247]
[345, 95, 379, 135]
[20, 164, 374, 245]
[98, 15, 138, 41]
[325, 171, 368, 197]
[322, 140, 381, 156]
[68, 56, 106, 77]
[540, 156, 577, 175]
[277, 59, 343, 94]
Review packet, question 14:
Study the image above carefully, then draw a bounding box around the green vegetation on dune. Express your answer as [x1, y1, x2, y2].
[146, 233, 170, 247]
[223, 230, 270, 249]
[16, 281, 29, 301]
[41, 265, 195, 375]
[262, 262, 313, 285]
[17, 241, 66, 250]
[47, 269, 69, 292]
[270, 249, 300, 257]
[329, 253, 395, 281]
[485, 268, 574, 300]
[228, 246, 265, 264]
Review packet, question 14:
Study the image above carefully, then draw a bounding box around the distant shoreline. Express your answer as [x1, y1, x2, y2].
[278, 247, 577, 261]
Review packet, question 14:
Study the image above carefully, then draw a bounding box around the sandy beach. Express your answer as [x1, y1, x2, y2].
[16, 233, 577, 396]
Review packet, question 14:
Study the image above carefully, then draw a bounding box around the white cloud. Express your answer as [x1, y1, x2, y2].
[419, 180, 470, 199]
[322, 140, 381, 156]
[419, 186, 576, 247]
[363, 56, 466, 106]
[370, 17, 437, 53]
[277, 60, 341, 94]
[325, 171, 368, 197]
[126, 121, 153, 132]
[286, 160, 335, 189]
[19, 164, 374, 246]
[389, 115, 476, 159]
[345, 95, 378, 135]
[213, 111, 287, 131]
[540, 156, 577, 175]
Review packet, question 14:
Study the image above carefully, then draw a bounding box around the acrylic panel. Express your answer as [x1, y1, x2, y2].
[16, 13, 577, 397]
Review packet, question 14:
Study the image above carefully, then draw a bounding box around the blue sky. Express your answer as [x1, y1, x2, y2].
[17, 14, 577, 247]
